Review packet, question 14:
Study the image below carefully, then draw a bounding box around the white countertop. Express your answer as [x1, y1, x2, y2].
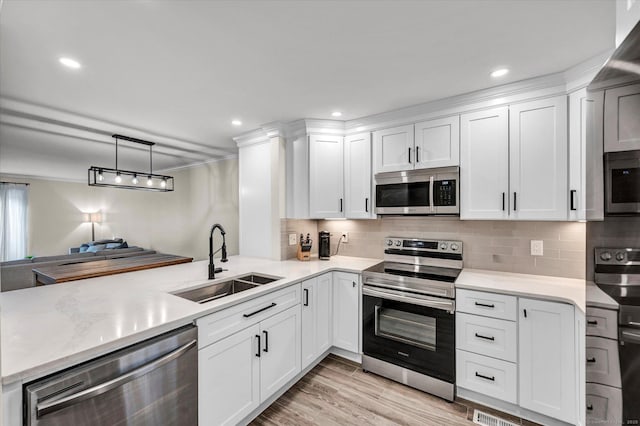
[456, 269, 586, 313]
[586, 281, 618, 310]
[0, 255, 379, 386]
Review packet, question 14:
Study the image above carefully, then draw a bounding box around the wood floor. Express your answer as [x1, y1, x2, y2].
[250, 354, 497, 426]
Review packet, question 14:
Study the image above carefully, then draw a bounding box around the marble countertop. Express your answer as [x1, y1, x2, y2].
[456, 269, 586, 313]
[0, 255, 380, 386]
[586, 281, 618, 310]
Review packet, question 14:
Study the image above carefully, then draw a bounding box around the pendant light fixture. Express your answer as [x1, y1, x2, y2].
[88, 135, 174, 192]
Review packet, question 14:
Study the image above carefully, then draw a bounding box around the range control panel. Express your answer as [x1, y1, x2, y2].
[384, 237, 462, 254]
[595, 247, 640, 265]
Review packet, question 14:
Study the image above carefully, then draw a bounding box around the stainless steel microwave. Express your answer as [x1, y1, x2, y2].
[374, 166, 459, 215]
[605, 150, 640, 215]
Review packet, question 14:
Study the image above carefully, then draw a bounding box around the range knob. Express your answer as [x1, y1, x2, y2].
[600, 251, 612, 261]
[386, 239, 394, 246]
[450, 243, 459, 251]
[440, 242, 448, 250]
[395, 240, 402, 247]
[616, 252, 626, 262]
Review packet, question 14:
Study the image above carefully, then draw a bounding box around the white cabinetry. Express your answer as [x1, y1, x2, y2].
[332, 272, 360, 353]
[461, 96, 568, 221]
[414, 116, 460, 169]
[509, 96, 568, 220]
[569, 89, 588, 221]
[344, 132, 373, 218]
[309, 134, 344, 218]
[301, 273, 333, 369]
[604, 83, 640, 152]
[519, 298, 576, 424]
[373, 125, 414, 173]
[460, 107, 510, 220]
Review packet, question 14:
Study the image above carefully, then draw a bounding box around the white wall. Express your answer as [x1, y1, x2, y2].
[0, 157, 238, 261]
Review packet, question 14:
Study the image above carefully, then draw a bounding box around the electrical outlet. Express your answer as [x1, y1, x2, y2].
[289, 234, 297, 246]
[530, 240, 544, 256]
[342, 232, 349, 243]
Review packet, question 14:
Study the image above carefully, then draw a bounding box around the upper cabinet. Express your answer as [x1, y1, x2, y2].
[604, 83, 640, 152]
[461, 96, 568, 221]
[309, 135, 344, 218]
[373, 117, 460, 174]
[344, 133, 373, 219]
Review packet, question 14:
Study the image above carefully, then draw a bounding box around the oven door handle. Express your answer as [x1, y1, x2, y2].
[374, 305, 380, 336]
[621, 328, 640, 344]
[363, 286, 454, 313]
[363, 275, 452, 298]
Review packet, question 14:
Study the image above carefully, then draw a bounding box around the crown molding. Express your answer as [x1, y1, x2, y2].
[233, 128, 271, 148]
[157, 154, 238, 173]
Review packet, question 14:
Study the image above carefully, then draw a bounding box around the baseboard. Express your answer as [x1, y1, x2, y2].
[329, 347, 362, 364]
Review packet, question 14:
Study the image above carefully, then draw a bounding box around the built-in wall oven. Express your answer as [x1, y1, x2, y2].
[374, 167, 459, 215]
[362, 237, 462, 401]
[605, 150, 640, 215]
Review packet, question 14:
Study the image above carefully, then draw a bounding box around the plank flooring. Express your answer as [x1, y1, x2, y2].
[251, 354, 535, 426]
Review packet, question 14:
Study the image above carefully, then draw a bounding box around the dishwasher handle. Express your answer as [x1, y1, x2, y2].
[36, 339, 197, 418]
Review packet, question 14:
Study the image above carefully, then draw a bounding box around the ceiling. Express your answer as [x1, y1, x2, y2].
[0, 0, 615, 181]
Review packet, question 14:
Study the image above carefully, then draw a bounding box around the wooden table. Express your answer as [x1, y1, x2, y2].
[33, 254, 194, 285]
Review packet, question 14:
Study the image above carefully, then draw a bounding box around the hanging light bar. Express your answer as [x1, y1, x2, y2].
[88, 134, 174, 192]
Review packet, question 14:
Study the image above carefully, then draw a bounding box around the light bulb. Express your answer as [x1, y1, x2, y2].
[132, 175, 139, 185]
[147, 176, 153, 186]
[98, 171, 104, 182]
[160, 178, 167, 188]
[115, 173, 122, 183]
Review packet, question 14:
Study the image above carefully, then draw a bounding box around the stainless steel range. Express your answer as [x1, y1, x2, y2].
[362, 237, 462, 401]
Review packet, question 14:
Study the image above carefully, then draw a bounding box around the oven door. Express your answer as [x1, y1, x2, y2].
[605, 151, 640, 215]
[362, 286, 455, 384]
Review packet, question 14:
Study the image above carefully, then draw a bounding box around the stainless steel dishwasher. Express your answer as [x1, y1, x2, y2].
[25, 325, 197, 426]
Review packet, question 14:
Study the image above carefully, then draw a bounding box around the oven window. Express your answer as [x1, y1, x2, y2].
[376, 182, 429, 207]
[611, 167, 640, 203]
[376, 307, 436, 351]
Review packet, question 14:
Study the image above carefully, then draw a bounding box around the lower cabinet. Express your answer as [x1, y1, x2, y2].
[332, 271, 359, 353]
[301, 273, 333, 369]
[199, 305, 301, 425]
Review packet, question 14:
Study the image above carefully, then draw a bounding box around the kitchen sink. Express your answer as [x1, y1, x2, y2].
[173, 273, 282, 304]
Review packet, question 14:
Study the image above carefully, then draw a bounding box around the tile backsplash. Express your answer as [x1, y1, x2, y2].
[282, 217, 586, 279]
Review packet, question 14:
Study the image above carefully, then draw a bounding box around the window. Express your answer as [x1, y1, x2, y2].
[0, 183, 29, 261]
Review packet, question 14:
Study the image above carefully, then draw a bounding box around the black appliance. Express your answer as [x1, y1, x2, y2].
[605, 150, 640, 215]
[374, 167, 460, 215]
[362, 237, 462, 401]
[594, 247, 640, 423]
[318, 231, 330, 260]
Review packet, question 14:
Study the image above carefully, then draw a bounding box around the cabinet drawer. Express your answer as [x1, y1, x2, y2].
[456, 350, 517, 404]
[197, 284, 301, 349]
[586, 383, 622, 424]
[456, 289, 517, 321]
[456, 313, 517, 362]
[586, 307, 618, 339]
[586, 336, 621, 387]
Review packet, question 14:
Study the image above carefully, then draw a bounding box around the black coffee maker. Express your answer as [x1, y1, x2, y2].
[319, 231, 330, 260]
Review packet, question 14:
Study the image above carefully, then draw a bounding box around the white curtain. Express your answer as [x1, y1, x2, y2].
[0, 183, 29, 261]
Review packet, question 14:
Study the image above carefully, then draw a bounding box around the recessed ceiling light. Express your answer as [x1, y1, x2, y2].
[490, 68, 509, 78]
[231, 119, 242, 126]
[59, 57, 81, 69]
[331, 111, 342, 117]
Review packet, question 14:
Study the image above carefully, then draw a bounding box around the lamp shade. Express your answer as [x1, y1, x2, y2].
[89, 212, 102, 223]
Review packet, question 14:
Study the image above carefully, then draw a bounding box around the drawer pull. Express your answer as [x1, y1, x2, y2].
[303, 289, 309, 306]
[474, 302, 495, 308]
[587, 320, 598, 326]
[474, 333, 495, 341]
[587, 404, 593, 411]
[587, 357, 596, 363]
[475, 372, 495, 382]
[244, 302, 277, 318]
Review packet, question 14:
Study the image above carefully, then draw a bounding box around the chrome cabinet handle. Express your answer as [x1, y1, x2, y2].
[36, 339, 196, 418]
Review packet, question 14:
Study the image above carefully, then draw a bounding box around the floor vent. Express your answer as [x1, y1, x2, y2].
[472, 409, 519, 426]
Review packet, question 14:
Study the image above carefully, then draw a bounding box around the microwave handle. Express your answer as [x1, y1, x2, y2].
[429, 176, 435, 212]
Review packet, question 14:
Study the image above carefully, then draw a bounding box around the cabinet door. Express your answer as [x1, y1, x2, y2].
[585, 90, 605, 221]
[344, 132, 373, 218]
[373, 125, 414, 173]
[569, 89, 587, 221]
[301, 278, 316, 369]
[460, 107, 509, 219]
[309, 135, 344, 218]
[414, 116, 460, 169]
[519, 298, 576, 424]
[199, 324, 260, 426]
[316, 272, 333, 354]
[332, 272, 359, 353]
[604, 83, 640, 152]
[259, 305, 301, 402]
[510, 96, 568, 220]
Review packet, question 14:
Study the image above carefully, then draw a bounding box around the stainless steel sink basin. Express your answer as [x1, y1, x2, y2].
[173, 273, 282, 304]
